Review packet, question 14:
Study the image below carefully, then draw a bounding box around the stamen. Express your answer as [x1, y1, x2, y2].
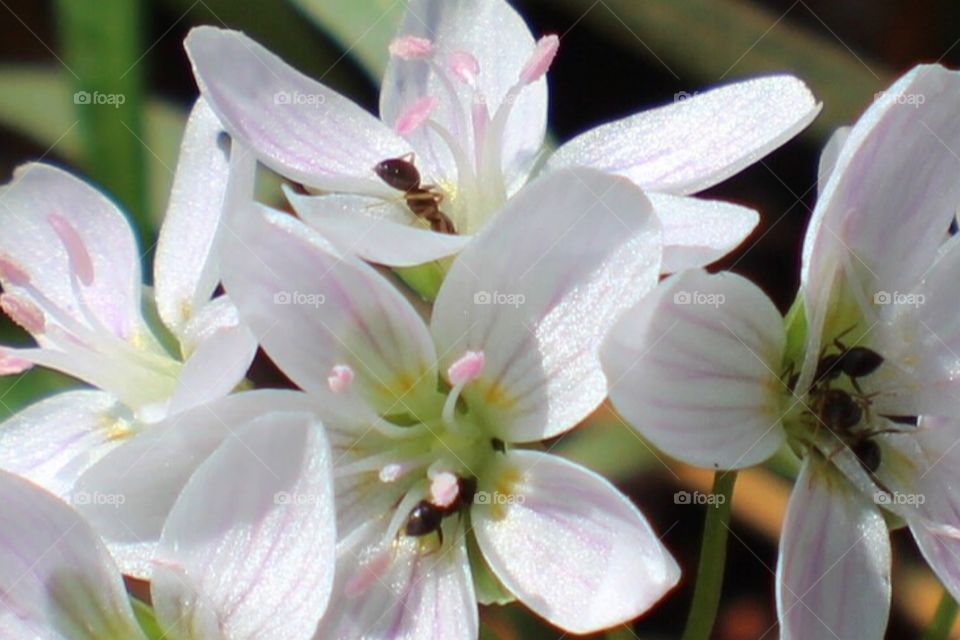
[0, 294, 45, 334]
[395, 96, 440, 136]
[442, 350, 485, 429]
[328, 364, 355, 394]
[519, 35, 560, 85]
[0, 349, 32, 375]
[429, 471, 460, 508]
[449, 51, 480, 86]
[48, 214, 94, 286]
[0, 256, 31, 286]
[389, 36, 434, 60]
[448, 350, 485, 386]
[379, 463, 404, 483]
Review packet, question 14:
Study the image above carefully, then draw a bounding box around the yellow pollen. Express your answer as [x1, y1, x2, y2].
[101, 415, 134, 442]
[490, 467, 525, 521]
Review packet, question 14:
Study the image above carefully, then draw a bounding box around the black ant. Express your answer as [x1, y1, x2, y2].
[805, 331, 910, 474]
[404, 475, 477, 546]
[374, 154, 457, 234]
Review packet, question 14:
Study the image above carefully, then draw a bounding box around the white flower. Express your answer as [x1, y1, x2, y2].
[0, 403, 336, 640]
[220, 167, 679, 637]
[185, 0, 819, 270]
[602, 64, 960, 639]
[0, 99, 256, 501]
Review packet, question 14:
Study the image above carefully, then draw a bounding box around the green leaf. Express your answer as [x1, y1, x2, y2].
[289, 0, 405, 81]
[0, 65, 188, 231]
[55, 0, 150, 248]
[552, 417, 657, 482]
[0, 370, 75, 420]
[541, 0, 892, 137]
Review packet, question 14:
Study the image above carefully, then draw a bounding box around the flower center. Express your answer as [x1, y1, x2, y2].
[386, 34, 559, 234]
[335, 349, 504, 550]
[0, 216, 182, 418]
[781, 328, 915, 475]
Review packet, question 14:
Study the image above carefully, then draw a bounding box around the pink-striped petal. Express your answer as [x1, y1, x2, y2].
[603, 269, 787, 469]
[185, 27, 409, 193]
[431, 167, 661, 443]
[548, 75, 819, 195]
[152, 410, 335, 640]
[777, 456, 890, 640]
[473, 450, 679, 633]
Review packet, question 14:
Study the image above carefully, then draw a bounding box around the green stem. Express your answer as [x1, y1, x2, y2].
[923, 590, 958, 640]
[680, 471, 738, 640]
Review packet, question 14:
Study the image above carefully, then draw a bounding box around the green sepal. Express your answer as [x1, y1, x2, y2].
[131, 598, 165, 640]
[467, 528, 515, 606]
[393, 259, 450, 302]
[782, 292, 808, 371]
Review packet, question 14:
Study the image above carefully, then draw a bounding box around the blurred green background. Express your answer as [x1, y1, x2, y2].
[1, 1, 959, 638]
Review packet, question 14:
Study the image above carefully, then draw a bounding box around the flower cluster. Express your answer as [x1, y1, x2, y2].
[7, 1, 954, 639]
[604, 64, 960, 639]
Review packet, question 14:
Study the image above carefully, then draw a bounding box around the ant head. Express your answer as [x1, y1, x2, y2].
[374, 156, 422, 192]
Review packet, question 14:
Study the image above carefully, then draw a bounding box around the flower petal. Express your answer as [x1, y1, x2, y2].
[316, 520, 477, 640]
[71, 390, 317, 578]
[431, 167, 661, 442]
[863, 418, 960, 601]
[221, 204, 439, 415]
[0, 389, 124, 499]
[650, 192, 759, 272]
[0, 470, 145, 639]
[803, 65, 960, 310]
[166, 296, 258, 416]
[0, 163, 144, 340]
[548, 75, 819, 195]
[817, 126, 850, 197]
[866, 235, 960, 416]
[154, 98, 231, 335]
[603, 269, 787, 469]
[777, 456, 891, 640]
[185, 27, 409, 193]
[286, 189, 471, 267]
[152, 410, 335, 640]
[473, 450, 679, 633]
[381, 0, 546, 190]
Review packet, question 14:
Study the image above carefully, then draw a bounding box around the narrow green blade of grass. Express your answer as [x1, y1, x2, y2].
[0, 66, 187, 230]
[55, 0, 150, 248]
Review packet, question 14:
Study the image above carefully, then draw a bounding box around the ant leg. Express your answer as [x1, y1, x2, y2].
[419, 185, 445, 207]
